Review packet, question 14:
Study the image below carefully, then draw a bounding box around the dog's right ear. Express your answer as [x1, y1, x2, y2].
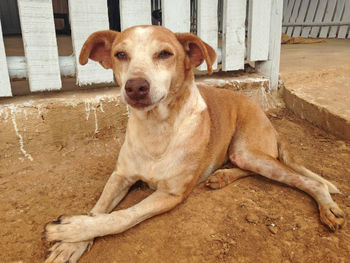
[79, 30, 120, 69]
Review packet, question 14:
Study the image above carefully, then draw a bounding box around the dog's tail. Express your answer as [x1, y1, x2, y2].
[277, 135, 341, 194]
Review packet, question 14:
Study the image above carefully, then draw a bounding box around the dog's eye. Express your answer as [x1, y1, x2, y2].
[157, 50, 173, 59]
[115, 52, 128, 60]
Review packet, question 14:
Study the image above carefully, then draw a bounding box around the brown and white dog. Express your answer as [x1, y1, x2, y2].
[44, 25, 345, 263]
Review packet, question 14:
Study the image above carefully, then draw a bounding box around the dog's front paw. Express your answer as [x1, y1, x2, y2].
[319, 202, 345, 231]
[44, 215, 96, 243]
[44, 240, 92, 263]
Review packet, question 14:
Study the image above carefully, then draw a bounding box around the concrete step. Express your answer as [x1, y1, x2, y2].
[282, 67, 350, 141]
[280, 39, 350, 141]
[0, 74, 282, 162]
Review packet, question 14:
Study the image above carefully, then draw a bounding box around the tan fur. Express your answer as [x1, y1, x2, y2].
[44, 26, 345, 263]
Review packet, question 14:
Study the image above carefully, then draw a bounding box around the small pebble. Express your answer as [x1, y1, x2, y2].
[267, 225, 278, 234]
[245, 213, 259, 224]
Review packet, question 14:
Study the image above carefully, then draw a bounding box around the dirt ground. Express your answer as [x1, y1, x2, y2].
[0, 108, 350, 263]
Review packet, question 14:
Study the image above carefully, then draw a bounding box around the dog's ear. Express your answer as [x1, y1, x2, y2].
[79, 30, 120, 69]
[175, 33, 217, 75]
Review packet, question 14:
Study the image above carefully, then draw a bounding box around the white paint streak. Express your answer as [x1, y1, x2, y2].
[260, 84, 269, 110]
[9, 106, 33, 161]
[4, 108, 9, 121]
[99, 101, 104, 112]
[84, 102, 91, 120]
[23, 109, 28, 120]
[93, 107, 99, 134]
[37, 105, 42, 118]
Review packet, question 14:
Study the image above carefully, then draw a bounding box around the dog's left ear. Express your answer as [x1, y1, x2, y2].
[175, 33, 217, 74]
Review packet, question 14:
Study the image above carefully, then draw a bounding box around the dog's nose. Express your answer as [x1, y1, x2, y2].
[125, 78, 150, 101]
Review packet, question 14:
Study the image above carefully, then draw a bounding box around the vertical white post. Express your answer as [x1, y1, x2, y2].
[162, 0, 190, 32]
[0, 19, 12, 97]
[120, 0, 152, 30]
[286, 0, 301, 36]
[309, 0, 327, 38]
[292, 0, 309, 37]
[319, 1, 337, 38]
[256, 0, 283, 90]
[301, 0, 318, 38]
[197, 0, 218, 71]
[338, 0, 350, 38]
[283, 0, 295, 34]
[69, 0, 114, 85]
[17, 0, 61, 92]
[329, 0, 345, 38]
[222, 0, 246, 71]
[247, 0, 271, 62]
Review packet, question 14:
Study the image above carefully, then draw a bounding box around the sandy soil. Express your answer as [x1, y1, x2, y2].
[1, 108, 350, 263]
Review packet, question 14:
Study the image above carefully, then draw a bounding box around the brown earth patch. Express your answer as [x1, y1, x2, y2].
[1, 109, 350, 263]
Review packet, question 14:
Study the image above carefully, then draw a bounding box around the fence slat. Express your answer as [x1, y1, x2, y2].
[292, 0, 309, 37]
[283, 0, 295, 33]
[0, 19, 12, 97]
[256, 0, 283, 90]
[310, 0, 327, 38]
[338, 0, 350, 38]
[319, 1, 337, 38]
[69, 0, 113, 85]
[247, 0, 271, 61]
[329, 0, 345, 38]
[222, 0, 246, 71]
[162, 0, 190, 32]
[197, 0, 218, 71]
[286, 0, 301, 36]
[17, 0, 61, 92]
[301, 0, 319, 38]
[120, 0, 151, 30]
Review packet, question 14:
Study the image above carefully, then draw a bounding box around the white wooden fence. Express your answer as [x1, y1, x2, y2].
[283, 0, 350, 38]
[0, 0, 283, 98]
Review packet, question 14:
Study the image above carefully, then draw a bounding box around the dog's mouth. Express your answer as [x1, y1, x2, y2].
[125, 95, 166, 110]
[126, 97, 152, 109]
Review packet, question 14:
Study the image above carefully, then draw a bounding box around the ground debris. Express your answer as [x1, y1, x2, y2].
[267, 224, 278, 234]
[245, 213, 259, 224]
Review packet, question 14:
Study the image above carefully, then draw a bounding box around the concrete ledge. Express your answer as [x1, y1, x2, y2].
[0, 75, 283, 161]
[282, 68, 350, 141]
[0, 88, 127, 162]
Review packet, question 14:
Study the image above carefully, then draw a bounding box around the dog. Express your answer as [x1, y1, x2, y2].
[43, 25, 345, 263]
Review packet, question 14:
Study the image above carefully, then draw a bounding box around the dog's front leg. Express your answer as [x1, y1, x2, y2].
[44, 190, 184, 243]
[44, 172, 134, 263]
[90, 171, 135, 215]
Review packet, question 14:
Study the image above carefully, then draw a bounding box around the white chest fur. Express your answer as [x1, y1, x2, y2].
[116, 83, 207, 189]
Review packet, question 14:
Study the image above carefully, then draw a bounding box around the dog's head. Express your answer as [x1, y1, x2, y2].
[79, 26, 216, 110]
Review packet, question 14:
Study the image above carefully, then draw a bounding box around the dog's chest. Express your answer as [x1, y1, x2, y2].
[118, 117, 207, 189]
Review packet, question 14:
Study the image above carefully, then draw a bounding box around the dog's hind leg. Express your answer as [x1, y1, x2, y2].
[230, 147, 345, 231]
[277, 135, 340, 194]
[206, 168, 253, 189]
